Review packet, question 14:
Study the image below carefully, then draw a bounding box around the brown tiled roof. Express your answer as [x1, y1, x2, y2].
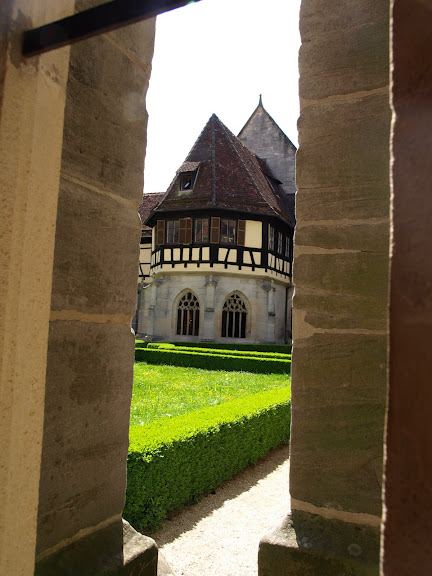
[176, 161, 201, 173]
[138, 192, 166, 233]
[146, 115, 294, 226]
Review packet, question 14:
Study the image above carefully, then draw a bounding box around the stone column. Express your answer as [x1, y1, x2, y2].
[259, 280, 275, 343]
[137, 282, 150, 337]
[203, 275, 218, 341]
[285, 284, 294, 343]
[34, 10, 158, 575]
[259, 1, 390, 574]
[0, 3, 72, 574]
[147, 276, 167, 340]
[382, 2, 432, 574]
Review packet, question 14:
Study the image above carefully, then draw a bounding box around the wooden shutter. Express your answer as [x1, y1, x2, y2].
[185, 218, 192, 244]
[179, 218, 192, 244]
[156, 220, 165, 245]
[210, 217, 220, 244]
[237, 220, 246, 246]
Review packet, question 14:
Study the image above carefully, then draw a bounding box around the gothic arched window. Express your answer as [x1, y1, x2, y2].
[176, 291, 200, 336]
[221, 292, 247, 338]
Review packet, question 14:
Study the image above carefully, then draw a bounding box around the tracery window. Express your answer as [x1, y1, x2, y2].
[221, 292, 247, 339]
[176, 291, 200, 336]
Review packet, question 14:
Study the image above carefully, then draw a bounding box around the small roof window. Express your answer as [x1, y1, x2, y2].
[179, 169, 197, 191]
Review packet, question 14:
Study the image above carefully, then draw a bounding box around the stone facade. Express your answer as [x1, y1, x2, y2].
[259, 1, 390, 574]
[138, 273, 289, 344]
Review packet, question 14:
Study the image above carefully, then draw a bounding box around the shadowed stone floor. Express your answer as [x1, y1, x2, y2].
[147, 444, 291, 576]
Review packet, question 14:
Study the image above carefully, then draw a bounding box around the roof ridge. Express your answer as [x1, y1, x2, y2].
[211, 115, 216, 206]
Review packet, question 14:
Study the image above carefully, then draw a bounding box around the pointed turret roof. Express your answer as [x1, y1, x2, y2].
[146, 114, 294, 226]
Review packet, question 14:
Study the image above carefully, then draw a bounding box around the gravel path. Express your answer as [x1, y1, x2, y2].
[147, 444, 291, 576]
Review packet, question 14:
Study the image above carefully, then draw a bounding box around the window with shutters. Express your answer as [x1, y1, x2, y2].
[237, 220, 246, 246]
[194, 218, 209, 243]
[221, 219, 236, 244]
[156, 220, 165, 246]
[166, 220, 179, 244]
[210, 217, 220, 243]
[176, 291, 200, 336]
[221, 292, 247, 339]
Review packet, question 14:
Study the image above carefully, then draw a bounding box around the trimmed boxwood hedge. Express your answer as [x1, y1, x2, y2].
[147, 342, 291, 360]
[125, 387, 290, 530]
[135, 340, 292, 354]
[134, 347, 291, 374]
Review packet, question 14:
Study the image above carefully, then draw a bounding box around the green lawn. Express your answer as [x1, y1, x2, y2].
[130, 362, 290, 427]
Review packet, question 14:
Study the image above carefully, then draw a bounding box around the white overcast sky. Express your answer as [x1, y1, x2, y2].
[143, 0, 301, 194]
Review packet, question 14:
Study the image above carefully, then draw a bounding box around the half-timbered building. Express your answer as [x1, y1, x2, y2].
[135, 99, 296, 344]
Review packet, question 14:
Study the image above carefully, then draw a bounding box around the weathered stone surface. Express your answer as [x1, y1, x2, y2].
[293, 184, 390, 222]
[259, 512, 380, 576]
[36, 321, 135, 555]
[296, 94, 390, 192]
[293, 251, 389, 331]
[299, 0, 389, 101]
[0, 3, 74, 574]
[299, 21, 389, 101]
[61, 35, 150, 203]
[300, 0, 388, 41]
[290, 333, 386, 516]
[74, 1, 156, 69]
[50, 177, 141, 315]
[35, 519, 157, 576]
[295, 221, 389, 254]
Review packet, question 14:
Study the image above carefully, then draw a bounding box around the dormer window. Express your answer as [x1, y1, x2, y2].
[179, 170, 197, 191]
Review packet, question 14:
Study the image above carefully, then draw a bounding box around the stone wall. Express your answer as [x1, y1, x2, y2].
[260, 0, 391, 574]
[0, 2, 73, 574]
[33, 5, 158, 573]
[140, 273, 289, 344]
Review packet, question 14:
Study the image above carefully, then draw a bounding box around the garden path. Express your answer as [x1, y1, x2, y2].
[147, 443, 291, 576]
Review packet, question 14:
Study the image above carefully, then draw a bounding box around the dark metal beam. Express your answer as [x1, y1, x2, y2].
[23, 0, 201, 57]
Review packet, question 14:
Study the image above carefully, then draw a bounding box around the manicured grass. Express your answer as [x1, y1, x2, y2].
[130, 362, 290, 427]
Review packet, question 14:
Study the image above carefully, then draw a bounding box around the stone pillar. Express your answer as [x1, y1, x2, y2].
[203, 275, 218, 341]
[147, 276, 167, 340]
[147, 282, 157, 340]
[267, 280, 276, 342]
[382, 2, 432, 574]
[259, 1, 390, 574]
[0, 2, 72, 574]
[259, 280, 275, 343]
[137, 282, 150, 336]
[285, 285, 294, 343]
[34, 9, 158, 575]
